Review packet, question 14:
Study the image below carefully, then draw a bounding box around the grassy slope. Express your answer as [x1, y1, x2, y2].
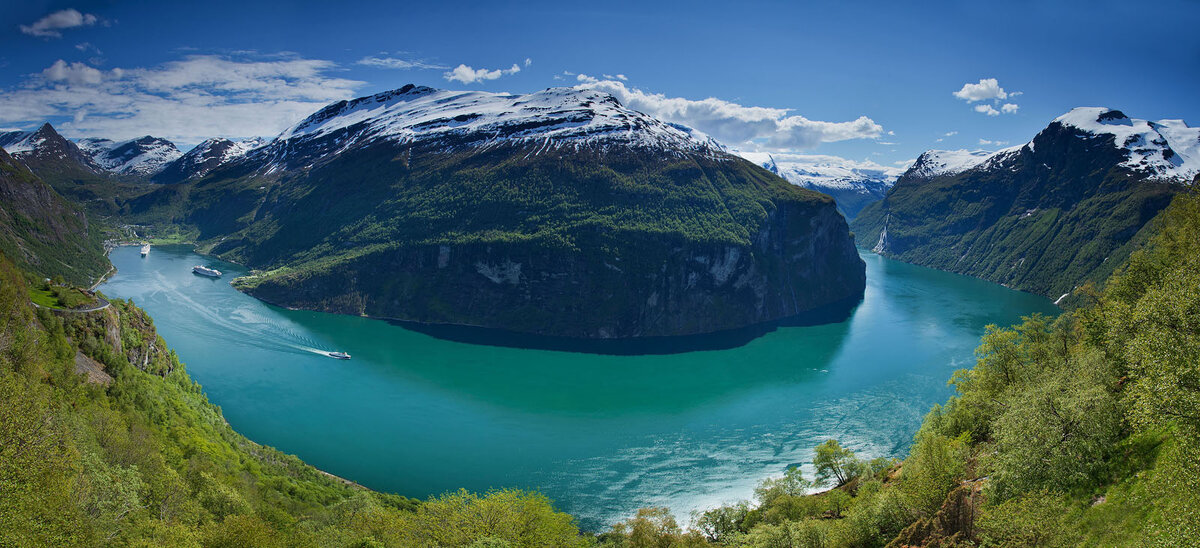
[176, 144, 832, 274]
[0, 253, 587, 547]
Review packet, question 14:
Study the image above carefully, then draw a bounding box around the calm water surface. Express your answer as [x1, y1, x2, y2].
[101, 245, 1057, 529]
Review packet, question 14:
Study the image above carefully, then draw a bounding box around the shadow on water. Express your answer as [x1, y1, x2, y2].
[385, 295, 864, 356]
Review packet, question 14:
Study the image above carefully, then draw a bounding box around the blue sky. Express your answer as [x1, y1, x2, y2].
[2, 0, 1198, 167]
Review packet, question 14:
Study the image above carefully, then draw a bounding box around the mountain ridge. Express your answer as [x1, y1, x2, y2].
[852, 106, 1194, 304]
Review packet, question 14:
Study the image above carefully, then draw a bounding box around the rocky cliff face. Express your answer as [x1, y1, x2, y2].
[238, 196, 863, 338]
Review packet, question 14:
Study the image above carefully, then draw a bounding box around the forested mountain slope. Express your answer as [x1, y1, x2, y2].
[0, 148, 108, 285]
[852, 108, 1196, 304]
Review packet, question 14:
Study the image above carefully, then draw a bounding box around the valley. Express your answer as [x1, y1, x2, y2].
[1, 6, 1198, 543]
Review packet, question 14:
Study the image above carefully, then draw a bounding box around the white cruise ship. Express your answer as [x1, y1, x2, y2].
[192, 265, 222, 278]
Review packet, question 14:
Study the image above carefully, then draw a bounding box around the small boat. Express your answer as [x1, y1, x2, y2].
[328, 351, 351, 360]
[140, 243, 150, 257]
[192, 265, 222, 278]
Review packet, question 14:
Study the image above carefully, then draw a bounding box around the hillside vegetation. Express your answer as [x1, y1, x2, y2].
[601, 193, 1200, 546]
[0, 254, 586, 547]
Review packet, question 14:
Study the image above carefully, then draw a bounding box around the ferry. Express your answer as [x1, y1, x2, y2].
[140, 243, 150, 257]
[328, 352, 351, 360]
[192, 265, 222, 278]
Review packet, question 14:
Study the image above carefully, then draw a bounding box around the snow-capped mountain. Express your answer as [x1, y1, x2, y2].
[737, 151, 903, 218]
[153, 136, 266, 184]
[1053, 107, 1199, 181]
[0, 123, 101, 174]
[853, 106, 1198, 304]
[77, 136, 182, 176]
[904, 148, 1017, 179]
[904, 108, 1199, 184]
[254, 84, 721, 171]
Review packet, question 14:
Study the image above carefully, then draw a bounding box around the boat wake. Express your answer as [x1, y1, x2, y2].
[151, 272, 336, 357]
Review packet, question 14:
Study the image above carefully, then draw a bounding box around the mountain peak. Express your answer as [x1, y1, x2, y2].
[1050, 106, 1198, 180]
[272, 85, 721, 161]
[74, 134, 181, 175]
[152, 135, 266, 183]
[0, 122, 101, 173]
[906, 149, 1006, 179]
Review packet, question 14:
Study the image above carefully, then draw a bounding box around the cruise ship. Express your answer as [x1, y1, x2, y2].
[140, 243, 150, 257]
[192, 265, 222, 278]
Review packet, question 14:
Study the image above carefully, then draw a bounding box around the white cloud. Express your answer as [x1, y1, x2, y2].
[978, 138, 1009, 146]
[944, 131, 958, 137]
[576, 73, 599, 84]
[41, 59, 117, 86]
[577, 79, 884, 151]
[74, 42, 101, 54]
[616, 74, 628, 81]
[443, 63, 521, 84]
[20, 9, 99, 38]
[955, 79, 1020, 116]
[524, 58, 532, 67]
[974, 104, 1000, 116]
[356, 56, 446, 70]
[953, 78, 1008, 103]
[0, 54, 365, 145]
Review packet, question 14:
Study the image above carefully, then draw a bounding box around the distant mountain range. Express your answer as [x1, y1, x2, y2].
[736, 151, 902, 219]
[77, 136, 182, 176]
[853, 107, 1199, 304]
[0, 87, 900, 219]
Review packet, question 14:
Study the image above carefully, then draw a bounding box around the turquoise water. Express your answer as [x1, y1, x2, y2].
[101, 245, 1057, 529]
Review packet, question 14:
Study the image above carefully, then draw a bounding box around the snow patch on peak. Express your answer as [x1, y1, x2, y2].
[1053, 107, 1199, 181]
[164, 136, 267, 180]
[75, 135, 182, 175]
[737, 152, 903, 191]
[272, 85, 723, 156]
[907, 149, 999, 179]
[0, 130, 42, 154]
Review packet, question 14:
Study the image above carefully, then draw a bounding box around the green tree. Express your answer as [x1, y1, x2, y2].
[605, 507, 706, 548]
[899, 430, 968, 515]
[812, 439, 861, 487]
[754, 466, 813, 505]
